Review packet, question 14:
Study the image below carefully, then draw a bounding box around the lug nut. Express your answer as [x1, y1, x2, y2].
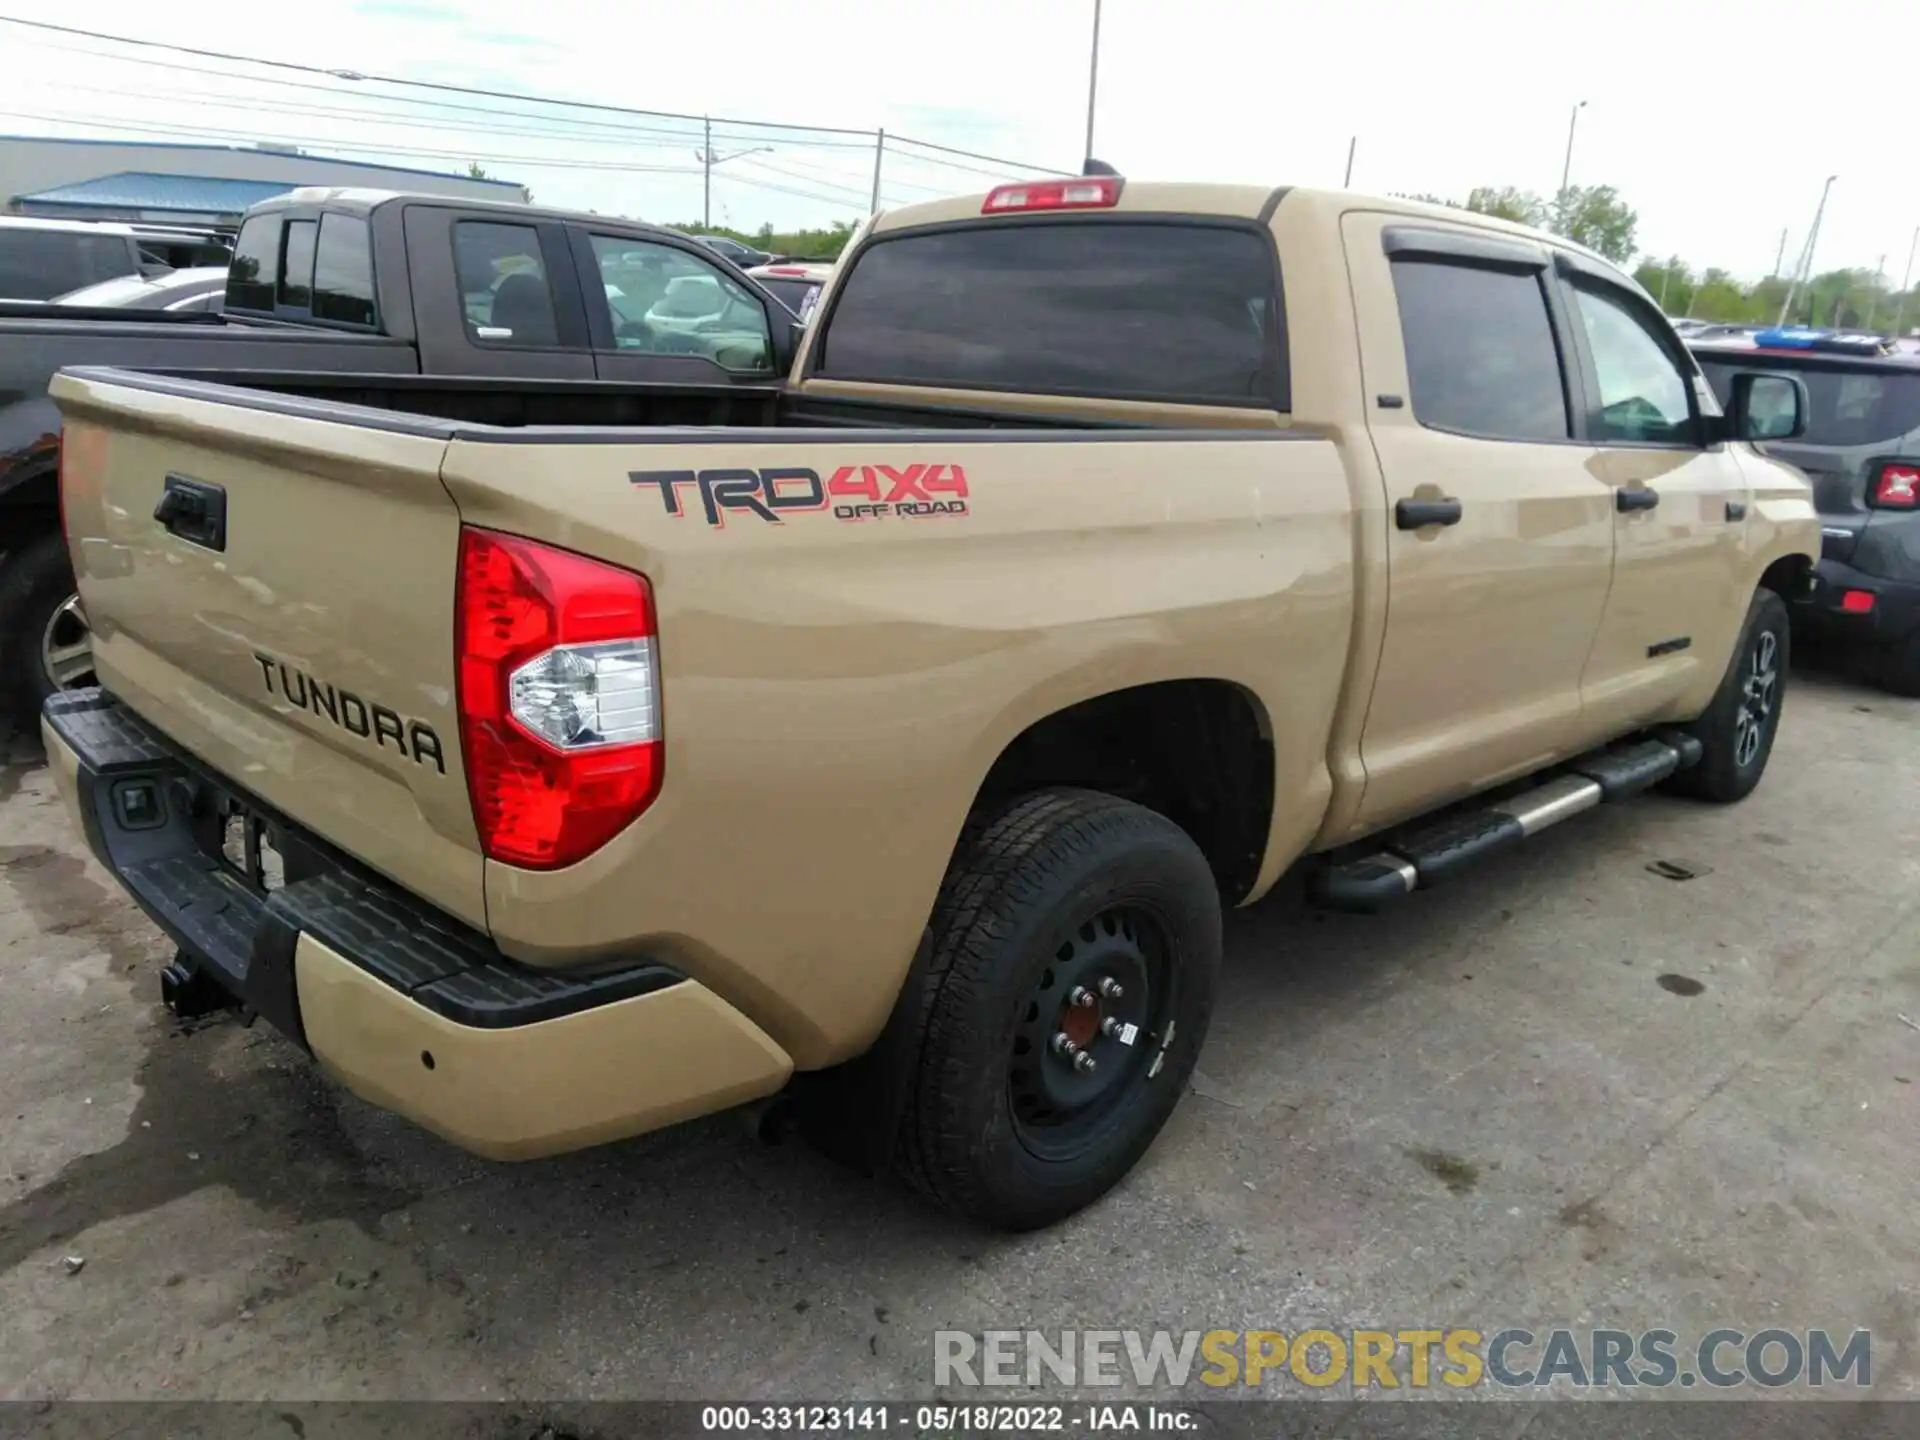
[1051, 1032, 1080, 1057]
[1068, 986, 1097, 1009]
[1073, 1051, 1098, 1073]
[1098, 976, 1125, 1000]
[1100, 1016, 1127, 1037]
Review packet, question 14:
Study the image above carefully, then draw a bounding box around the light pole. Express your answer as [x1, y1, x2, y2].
[1892, 225, 1920, 339]
[1558, 100, 1587, 198]
[1344, 135, 1356, 188]
[695, 117, 772, 228]
[1083, 0, 1103, 168]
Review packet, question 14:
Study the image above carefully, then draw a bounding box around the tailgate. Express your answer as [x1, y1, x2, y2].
[50, 369, 485, 930]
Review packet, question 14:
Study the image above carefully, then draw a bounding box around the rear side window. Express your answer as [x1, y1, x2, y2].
[226, 215, 280, 311]
[817, 222, 1282, 406]
[312, 214, 376, 326]
[453, 221, 559, 347]
[278, 220, 316, 310]
[1700, 362, 1920, 448]
[1390, 259, 1570, 441]
[0, 229, 139, 301]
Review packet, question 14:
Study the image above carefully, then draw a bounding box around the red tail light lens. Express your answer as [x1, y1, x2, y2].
[981, 176, 1123, 214]
[1870, 463, 1919, 509]
[455, 527, 662, 870]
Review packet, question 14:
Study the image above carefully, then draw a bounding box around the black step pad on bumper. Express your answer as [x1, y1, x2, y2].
[43, 687, 681, 1040]
[1309, 730, 1700, 912]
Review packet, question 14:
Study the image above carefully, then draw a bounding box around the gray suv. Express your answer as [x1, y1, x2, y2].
[1693, 340, 1920, 694]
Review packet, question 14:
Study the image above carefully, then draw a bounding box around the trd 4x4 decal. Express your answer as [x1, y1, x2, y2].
[631, 464, 969, 527]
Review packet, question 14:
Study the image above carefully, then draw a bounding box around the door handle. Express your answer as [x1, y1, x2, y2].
[1395, 497, 1463, 529]
[1616, 486, 1661, 513]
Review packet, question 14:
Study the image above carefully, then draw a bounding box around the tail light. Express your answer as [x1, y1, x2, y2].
[455, 527, 662, 870]
[1869, 462, 1919, 509]
[982, 176, 1123, 214]
[1840, 589, 1876, 614]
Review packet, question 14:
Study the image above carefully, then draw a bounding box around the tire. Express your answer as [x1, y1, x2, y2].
[1665, 589, 1790, 803]
[0, 530, 91, 735]
[894, 788, 1222, 1231]
[1875, 627, 1920, 698]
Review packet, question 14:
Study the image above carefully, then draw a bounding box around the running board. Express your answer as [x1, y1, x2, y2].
[1309, 732, 1704, 913]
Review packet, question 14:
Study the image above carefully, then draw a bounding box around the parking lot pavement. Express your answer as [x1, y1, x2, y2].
[1, 669, 1916, 1412]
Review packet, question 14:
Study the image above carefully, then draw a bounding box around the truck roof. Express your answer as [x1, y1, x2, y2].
[866, 181, 1619, 273]
[251, 187, 690, 243]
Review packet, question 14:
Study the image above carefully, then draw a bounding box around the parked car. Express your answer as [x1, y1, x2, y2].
[745, 261, 834, 321]
[690, 232, 776, 269]
[1693, 335, 1920, 692]
[0, 216, 148, 301]
[41, 178, 1815, 1231]
[49, 265, 231, 313]
[0, 187, 801, 732]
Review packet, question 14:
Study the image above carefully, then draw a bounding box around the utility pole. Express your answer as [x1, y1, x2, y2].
[1343, 136, 1356, 188]
[1892, 225, 1920, 339]
[694, 122, 774, 228]
[871, 127, 885, 213]
[1559, 101, 1587, 196]
[1778, 174, 1838, 325]
[1771, 227, 1788, 279]
[1083, 0, 1103, 168]
[1865, 253, 1887, 331]
[1659, 259, 1673, 311]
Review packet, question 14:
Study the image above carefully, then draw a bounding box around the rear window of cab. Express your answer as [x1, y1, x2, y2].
[814, 221, 1285, 408]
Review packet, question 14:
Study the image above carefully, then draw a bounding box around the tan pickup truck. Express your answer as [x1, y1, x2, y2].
[42, 177, 1818, 1230]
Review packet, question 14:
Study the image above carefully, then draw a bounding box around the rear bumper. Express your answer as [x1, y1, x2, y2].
[1791, 559, 1920, 646]
[40, 688, 792, 1160]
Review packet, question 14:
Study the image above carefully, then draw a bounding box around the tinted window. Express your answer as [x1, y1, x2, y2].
[227, 215, 280, 311]
[312, 214, 376, 327]
[278, 220, 316, 310]
[0, 229, 138, 301]
[819, 223, 1281, 405]
[759, 277, 822, 319]
[1390, 259, 1569, 441]
[1570, 284, 1693, 444]
[453, 221, 558, 347]
[588, 235, 771, 372]
[1699, 362, 1920, 448]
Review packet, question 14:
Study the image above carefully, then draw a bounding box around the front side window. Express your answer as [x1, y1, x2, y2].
[1570, 284, 1694, 444]
[588, 235, 771, 372]
[226, 214, 280, 311]
[817, 222, 1281, 405]
[454, 221, 559, 347]
[1389, 258, 1570, 441]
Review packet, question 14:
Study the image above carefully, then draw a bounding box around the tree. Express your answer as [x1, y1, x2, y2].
[1550, 185, 1636, 263]
[467, 162, 491, 180]
[1465, 186, 1548, 226]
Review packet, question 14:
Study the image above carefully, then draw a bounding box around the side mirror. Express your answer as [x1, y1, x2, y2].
[1730, 371, 1808, 442]
[767, 312, 805, 376]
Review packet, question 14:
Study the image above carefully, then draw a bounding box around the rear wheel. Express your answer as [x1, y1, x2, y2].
[0, 531, 92, 734]
[1876, 627, 1920, 698]
[1666, 589, 1789, 803]
[895, 789, 1221, 1230]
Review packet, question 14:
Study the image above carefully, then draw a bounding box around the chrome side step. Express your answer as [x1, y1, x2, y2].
[1309, 731, 1704, 912]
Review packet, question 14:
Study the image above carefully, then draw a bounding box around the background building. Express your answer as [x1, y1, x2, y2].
[1, 135, 526, 230]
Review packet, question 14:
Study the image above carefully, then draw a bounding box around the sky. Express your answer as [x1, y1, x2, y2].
[1, 0, 1914, 283]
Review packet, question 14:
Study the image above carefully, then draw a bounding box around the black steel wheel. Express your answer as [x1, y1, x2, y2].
[895, 788, 1221, 1231]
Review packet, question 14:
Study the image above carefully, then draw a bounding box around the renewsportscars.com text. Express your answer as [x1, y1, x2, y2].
[933, 1327, 1872, 1391]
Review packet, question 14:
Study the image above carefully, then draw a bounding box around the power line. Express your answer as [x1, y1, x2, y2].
[13, 35, 884, 152]
[0, 14, 1066, 173]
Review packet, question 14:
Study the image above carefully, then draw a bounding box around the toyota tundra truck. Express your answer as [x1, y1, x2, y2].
[40, 177, 1819, 1230]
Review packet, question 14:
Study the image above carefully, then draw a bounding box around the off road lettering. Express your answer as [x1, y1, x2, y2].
[633, 464, 968, 528]
[253, 651, 446, 773]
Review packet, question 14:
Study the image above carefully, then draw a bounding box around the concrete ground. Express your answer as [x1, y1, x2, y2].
[1, 667, 1916, 1421]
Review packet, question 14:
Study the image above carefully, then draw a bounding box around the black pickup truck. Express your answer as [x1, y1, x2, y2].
[0, 188, 802, 730]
